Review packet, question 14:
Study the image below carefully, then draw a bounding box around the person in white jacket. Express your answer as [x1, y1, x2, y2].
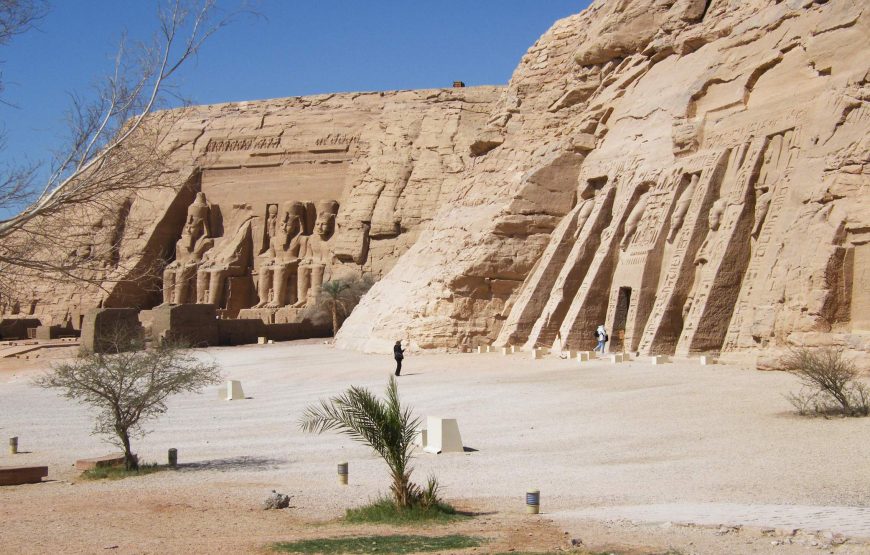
[594, 325, 608, 353]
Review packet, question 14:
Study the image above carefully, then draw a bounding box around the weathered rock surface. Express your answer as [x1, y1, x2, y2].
[336, 0, 870, 363]
[1, 87, 500, 328]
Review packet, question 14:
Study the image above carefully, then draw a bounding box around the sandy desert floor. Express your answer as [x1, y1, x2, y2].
[1, 341, 869, 554]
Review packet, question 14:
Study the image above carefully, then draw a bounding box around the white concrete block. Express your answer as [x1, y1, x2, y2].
[477, 346, 487, 354]
[699, 356, 716, 365]
[609, 354, 624, 363]
[225, 380, 245, 400]
[531, 348, 542, 360]
[414, 427, 428, 448]
[501, 347, 511, 356]
[257, 337, 266, 345]
[577, 351, 591, 362]
[650, 355, 670, 365]
[268, 340, 274, 344]
[423, 417, 463, 454]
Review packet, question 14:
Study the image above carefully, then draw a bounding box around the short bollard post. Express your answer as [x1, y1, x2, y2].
[526, 489, 540, 514]
[337, 462, 348, 485]
[9, 436, 18, 455]
[168, 448, 178, 468]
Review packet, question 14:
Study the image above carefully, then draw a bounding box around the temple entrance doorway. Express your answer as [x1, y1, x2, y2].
[612, 286, 631, 351]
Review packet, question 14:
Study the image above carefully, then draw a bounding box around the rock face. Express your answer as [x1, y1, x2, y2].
[337, 0, 869, 361]
[1, 88, 500, 329]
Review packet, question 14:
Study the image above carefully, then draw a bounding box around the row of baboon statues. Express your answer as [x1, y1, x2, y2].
[162, 192, 340, 310]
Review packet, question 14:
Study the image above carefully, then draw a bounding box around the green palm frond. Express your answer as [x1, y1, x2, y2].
[299, 376, 422, 508]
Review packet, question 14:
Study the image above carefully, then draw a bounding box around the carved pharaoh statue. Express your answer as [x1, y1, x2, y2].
[162, 192, 214, 304]
[196, 216, 254, 307]
[292, 200, 339, 308]
[255, 201, 306, 308]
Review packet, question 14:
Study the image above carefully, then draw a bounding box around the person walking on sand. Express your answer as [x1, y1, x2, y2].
[393, 340, 405, 376]
[593, 324, 608, 353]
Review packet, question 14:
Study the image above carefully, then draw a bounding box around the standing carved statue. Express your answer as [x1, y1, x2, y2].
[682, 197, 726, 320]
[292, 200, 339, 308]
[572, 197, 596, 239]
[667, 174, 698, 243]
[256, 201, 306, 307]
[196, 217, 254, 307]
[163, 192, 214, 304]
[620, 191, 650, 250]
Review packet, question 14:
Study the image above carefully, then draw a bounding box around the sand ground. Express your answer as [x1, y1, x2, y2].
[1, 341, 868, 554]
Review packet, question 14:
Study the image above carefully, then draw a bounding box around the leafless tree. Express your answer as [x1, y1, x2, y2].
[781, 347, 870, 418]
[0, 0, 242, 306]
[34, 331, 222, 470]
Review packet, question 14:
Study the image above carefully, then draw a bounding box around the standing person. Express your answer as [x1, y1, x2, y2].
[393, 340, 405, 376]
[593, 325, 608, 353]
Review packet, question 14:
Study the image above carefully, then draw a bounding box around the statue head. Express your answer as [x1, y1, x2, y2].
[708, 199, 726, 231]
[280, 201, 305, 247]
[184, 192, 209, 238]
[314, 200, 339, 240]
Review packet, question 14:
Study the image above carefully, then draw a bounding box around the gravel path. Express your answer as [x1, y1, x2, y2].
[1, 342, 868, 553]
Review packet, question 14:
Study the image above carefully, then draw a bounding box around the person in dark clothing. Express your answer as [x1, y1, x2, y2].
[393, 340, 405, 376]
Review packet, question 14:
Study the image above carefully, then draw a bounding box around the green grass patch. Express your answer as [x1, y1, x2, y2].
[272, 534, 481, 554]
[343, 497, 467, 525]
[80, 462, 163, 481]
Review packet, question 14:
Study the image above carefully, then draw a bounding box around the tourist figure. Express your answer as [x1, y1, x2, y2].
[393, 340, 405, 376]
[594, 325, 608, 353]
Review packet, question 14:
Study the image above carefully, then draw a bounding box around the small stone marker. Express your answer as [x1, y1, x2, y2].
[168, 448, 178, 467]
[650, 355, 670, 365]
[699, 355, 716, 365]
[257, 336, 266, 345]
[609, 353, 624, 363]
[423, 417, 464, 454]
[268, 339, 274, 344]
[577, 351, 591, 361]
[9, 437, 17, 455]
[526, 489, 540, 514]
[477, 345, 487, 354]
[337, 462, 348, 485]
[501, 346, 511, 355]
[224, 380, 245, 400]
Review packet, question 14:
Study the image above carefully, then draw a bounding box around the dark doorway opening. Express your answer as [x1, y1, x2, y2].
[612, 286, 632, 351]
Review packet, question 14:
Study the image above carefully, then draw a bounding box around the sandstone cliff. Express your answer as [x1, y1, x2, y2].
[337, 0, 869, 362]
[2, 88, 501, 328]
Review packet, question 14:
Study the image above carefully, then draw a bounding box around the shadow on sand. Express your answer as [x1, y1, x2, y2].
[177, 456, 287, 473]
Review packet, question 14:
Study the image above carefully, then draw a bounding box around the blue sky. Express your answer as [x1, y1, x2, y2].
[0, 1, 589, 213]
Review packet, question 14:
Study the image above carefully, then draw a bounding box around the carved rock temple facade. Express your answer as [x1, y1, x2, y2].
[3, 0, 869, 364]
[336, 0, 869, 365]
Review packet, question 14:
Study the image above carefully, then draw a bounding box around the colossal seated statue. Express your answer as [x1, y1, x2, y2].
[255, 201, 306, 308]
[292, 200, 339, 308]
[196, 217, 254, 307]
[162, 192, 214, 305]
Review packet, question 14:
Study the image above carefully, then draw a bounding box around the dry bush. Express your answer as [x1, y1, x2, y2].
[34, 329, 222, 469]
[780, 347, 869, 418]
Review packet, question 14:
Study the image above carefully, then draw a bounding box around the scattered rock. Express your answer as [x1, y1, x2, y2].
[261, 490, 291, 510]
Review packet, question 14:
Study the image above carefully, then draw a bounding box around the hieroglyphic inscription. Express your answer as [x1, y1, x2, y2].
[315, 133, 361, 146]
[205, 135, 282, 153]
[675, 138, 767, 354]
[636, 150, 728, 353]
[722, 129, 798, 350]
[703, 107, 807, 149]
[629, 170, 681, 251]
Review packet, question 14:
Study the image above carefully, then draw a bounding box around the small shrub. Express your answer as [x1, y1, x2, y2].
[81, 462, 162, 481]
[780, 347, 869, 417]
[344, 496, 464, 525]
[272, 534, 481, 554]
